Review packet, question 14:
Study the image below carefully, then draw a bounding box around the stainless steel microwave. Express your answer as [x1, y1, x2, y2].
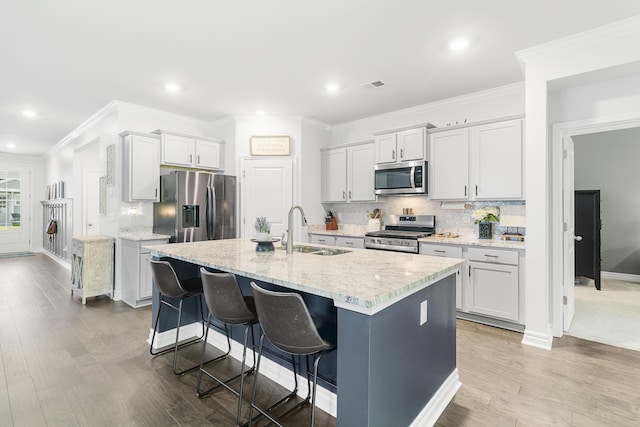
[374, 160, 427, 195]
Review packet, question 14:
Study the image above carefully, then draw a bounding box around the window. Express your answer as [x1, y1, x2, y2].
[0, 170, 21, 230]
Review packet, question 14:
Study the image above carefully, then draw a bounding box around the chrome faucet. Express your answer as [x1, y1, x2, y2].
[286, 205, 308, 254]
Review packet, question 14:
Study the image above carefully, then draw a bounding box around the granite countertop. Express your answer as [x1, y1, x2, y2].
[420, 235, 526, 250]
[72, 235, 114, 242]
[146, 238, 463, 314]
[119, 231, 171, 241]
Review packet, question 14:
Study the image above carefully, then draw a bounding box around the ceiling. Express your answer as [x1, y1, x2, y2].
[2, 1, 640, 156]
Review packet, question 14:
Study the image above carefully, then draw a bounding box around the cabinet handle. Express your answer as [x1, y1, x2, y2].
[345, 241, 354, 246]
[464, 185, 467, 196]
[475, 185, 478, 196]
[155, 188, 158, 198]
[343, 191, 346, 200]
[318, 239, 326, 243]
[349, 190, 352, 199]
[469, 265, 471, 277]
[189, 154, 193, 163]
[434, 250, 446, 255]
[392, 149, 396, 160]
[197, 155, 200, 164]
[400, 148, 404, 159]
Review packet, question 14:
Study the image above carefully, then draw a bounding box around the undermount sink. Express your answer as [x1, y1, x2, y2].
[278, 245, 352, 256]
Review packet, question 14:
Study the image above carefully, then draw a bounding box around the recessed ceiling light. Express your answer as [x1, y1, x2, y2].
[256, 110, 265, 116]
[165, 83, 181, 93]
[22, 110, 37, 118]
[448, 37, 470, 52]
[325, 82, 340, 93]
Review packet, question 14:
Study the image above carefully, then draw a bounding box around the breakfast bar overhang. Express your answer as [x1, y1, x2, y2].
[147, 239, 463, 426]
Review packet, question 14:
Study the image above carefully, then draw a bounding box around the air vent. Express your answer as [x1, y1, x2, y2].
[359, 80, 386, 90]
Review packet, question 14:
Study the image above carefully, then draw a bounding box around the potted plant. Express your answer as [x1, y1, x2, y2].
[471, 207, 499, 239]
[254, 216, 271, 242]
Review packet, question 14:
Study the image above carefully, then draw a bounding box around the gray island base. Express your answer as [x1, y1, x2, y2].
[147, 239, 463, 426]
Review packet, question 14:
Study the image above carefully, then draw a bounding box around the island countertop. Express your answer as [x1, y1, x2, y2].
[147, 238, 463, 314]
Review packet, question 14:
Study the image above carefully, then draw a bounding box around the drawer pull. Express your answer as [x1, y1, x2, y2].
[434, 250, 446, 255]
[484, 254, 499, 259]
[345, 242, 354, 245]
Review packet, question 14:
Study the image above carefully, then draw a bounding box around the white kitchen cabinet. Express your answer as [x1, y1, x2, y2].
[309, 234, 336, 246]
[121, 237, 169, 308]
[467, 247, 520, 322]
[429, 118, 524, 201]
[308, 234, 364, 249]
[470, 119, 523, 200]
[429, 128, 469, 200]
[70, 236, 114, 304]
[375, 127, 426, 164]
[121, 131, 160, 202]
[420, 243, 464, 310]
[322, 142, 375, 203]
[335, 236, 365, 249]
[155, 130, 223, 170]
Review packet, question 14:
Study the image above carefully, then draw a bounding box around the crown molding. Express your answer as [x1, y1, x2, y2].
[516, 14, 640, 67]
[114, 100, 220, 127]
[47, 101, 119, 156]
[332, 82, 524, 132]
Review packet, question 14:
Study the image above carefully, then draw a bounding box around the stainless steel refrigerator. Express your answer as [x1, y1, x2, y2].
[153, 171, 237, 243]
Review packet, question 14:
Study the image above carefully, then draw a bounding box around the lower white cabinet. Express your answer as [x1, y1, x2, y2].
[71, 236, 114, 304]
[121, 237, 169, 308]
[308, 234, 365, 249]
[466, 247, 521, 323]
[420, 242, 524, 325]
[420, 243, 464, 310]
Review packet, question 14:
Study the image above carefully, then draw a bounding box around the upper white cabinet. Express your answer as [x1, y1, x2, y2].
[322, 142, 375, 203]
[429, 128, 469, 200]
[121, 131, 160, 202]
[374, 127, 426, 164]
[470, 119, 523, 200]
[154, 130, 223, 170]
[429, 118, 524, 200]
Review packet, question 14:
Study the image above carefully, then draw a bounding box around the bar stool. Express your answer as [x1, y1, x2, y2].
[149, 260, 229, 375]
[197, 268, 258, 426]
[249, 282, 334, 427]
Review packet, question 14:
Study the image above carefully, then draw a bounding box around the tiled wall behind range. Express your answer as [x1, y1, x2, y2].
[322, 198, 526, 237]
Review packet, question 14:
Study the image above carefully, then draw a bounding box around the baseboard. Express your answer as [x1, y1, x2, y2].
[409, 369, 461, 427]
[522, 327, 553, 350]
[42, 250, 71, 270]
[601, 271, 640, 283]
[147, 323, 338, 418]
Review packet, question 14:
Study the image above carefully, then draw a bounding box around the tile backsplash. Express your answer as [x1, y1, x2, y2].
[322, 197, 525, 237]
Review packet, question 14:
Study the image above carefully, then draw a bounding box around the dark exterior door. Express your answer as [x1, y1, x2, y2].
[575, 190, 602, 290]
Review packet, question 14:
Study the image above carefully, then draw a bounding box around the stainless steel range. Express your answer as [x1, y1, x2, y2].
[365, 215, 435, 253]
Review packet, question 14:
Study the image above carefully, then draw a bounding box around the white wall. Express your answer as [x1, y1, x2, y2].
[517, 15, 640, 348]
[331, 83, 524, 146]
[573, 128, 640, 275]
[301, 118, 331, 224]
[0, 153, 44, 251]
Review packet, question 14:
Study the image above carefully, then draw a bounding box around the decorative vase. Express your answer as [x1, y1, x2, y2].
[478, 222, 493, 240]
[256, 231, 271, 242]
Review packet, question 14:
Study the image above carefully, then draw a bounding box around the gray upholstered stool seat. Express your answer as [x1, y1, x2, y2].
[249, 282, 334, 427]
[197, 268, 259, 426]
[148, 260, 229, 376]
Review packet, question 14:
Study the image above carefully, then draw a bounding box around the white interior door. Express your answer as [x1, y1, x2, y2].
[241, 158, 293, 239]
[0, 164, 31, 253]
[563, 136, 576, 331]
[83, 169, 100, 235]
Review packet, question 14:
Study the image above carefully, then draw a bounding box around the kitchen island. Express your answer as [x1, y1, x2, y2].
[148, 239, 463, 426]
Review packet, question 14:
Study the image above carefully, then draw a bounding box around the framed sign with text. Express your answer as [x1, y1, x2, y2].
[250, 135, 291, 156]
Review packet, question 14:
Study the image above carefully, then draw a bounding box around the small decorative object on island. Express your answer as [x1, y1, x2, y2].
[254, 216, 271, 241]
[472, 206, 499, 240]
[253, 216, 277, 252]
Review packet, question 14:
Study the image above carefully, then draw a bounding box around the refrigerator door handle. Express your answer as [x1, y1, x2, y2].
[207, 185, 216, 240]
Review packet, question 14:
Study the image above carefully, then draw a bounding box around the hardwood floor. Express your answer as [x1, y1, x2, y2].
[1, 254, 639, 426]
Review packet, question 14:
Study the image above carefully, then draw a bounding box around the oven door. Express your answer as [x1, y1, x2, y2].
[374, 160, 426, 195]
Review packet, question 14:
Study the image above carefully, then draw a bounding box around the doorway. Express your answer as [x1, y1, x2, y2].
[554, 118, 640, 351]
[0, 164, 31, 254]
[83, 169, 100, 235]
[240, 158, 293, 239]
